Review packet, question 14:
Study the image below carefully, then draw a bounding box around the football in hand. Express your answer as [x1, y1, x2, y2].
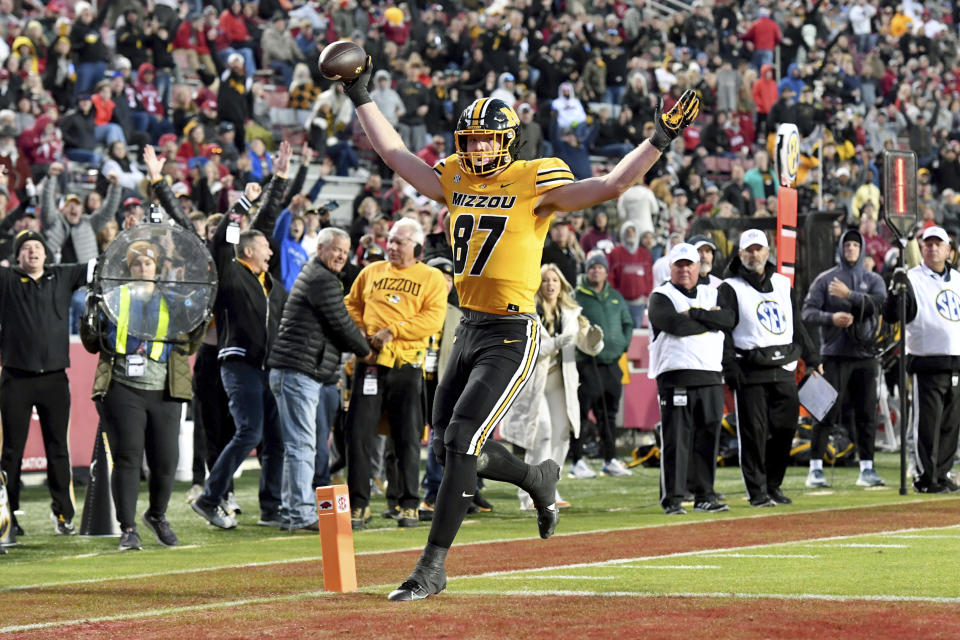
[319, 40, 367, 81]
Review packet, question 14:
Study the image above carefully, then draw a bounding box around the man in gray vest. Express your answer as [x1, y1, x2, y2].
[883, 226, 960, 493]
[717, 229, 821, 507]
[648, 243, 734, 514]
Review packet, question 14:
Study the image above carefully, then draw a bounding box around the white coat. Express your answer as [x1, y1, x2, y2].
[500, 305, 604, 450]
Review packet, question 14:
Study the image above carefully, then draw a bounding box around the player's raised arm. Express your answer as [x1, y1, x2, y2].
[535, 90, 700, 218]
[340, 58, 445, 203]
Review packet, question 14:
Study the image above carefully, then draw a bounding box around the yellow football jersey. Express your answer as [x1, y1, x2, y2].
[434, 155, 574, 314]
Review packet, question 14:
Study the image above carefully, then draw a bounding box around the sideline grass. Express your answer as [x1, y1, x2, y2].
[0, 452, 941, 585]
[450, 524, 960, 600]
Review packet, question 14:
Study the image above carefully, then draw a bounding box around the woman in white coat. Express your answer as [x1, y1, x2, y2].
[501, 264, 603, 510]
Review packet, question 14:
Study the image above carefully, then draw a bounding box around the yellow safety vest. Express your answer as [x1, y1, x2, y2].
[116, 286, 170, 360]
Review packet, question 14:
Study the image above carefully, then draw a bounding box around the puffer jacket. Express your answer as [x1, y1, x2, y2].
[267, 256, 370, 383]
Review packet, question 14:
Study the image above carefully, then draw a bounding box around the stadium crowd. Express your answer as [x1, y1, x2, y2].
[2, 0, 960, 549]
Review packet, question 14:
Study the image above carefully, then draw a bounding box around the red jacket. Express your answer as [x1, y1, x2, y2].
[216, 9, 250, 50]
[744, 16, 782, 51]
[18, 114, 63, 165]
[752, 64, 779, 114]
[173, 21, 211, 55]
[608, 243, 654, 302]
[135, 63, 164, 117]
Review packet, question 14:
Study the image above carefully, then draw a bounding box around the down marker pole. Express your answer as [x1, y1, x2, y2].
[315, 484, 358, 592]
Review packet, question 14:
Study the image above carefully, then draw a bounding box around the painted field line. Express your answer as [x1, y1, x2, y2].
[889, 534, 960, 539]
[808, 543, 907, 548]
[454, 523, 958, 582]
[0, 588, 336, 635]
[616, 565, 722, 569]
[697, 553, 819, 558]
[450, 589, 960, 604]
[4, 498, 957, 594]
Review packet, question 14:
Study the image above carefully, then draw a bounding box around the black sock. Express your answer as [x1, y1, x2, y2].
[427, 449, 477, 549]
[477, 439, 531, 487]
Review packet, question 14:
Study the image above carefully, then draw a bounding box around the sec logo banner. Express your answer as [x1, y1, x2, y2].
[936, 289, 960, 322]
[757, 300, 788, 334]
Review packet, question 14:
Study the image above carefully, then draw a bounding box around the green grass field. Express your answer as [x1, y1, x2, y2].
[4, 452, 960, 639]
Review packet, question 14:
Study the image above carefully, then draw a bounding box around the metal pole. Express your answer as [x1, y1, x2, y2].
[818, 140, 823, 211]
[898, 245, 908, 495]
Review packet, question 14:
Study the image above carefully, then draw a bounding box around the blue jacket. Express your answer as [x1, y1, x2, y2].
[777, 63, 806, 96]
[801, 229, 887, 359]
[273, 208, 309, 292]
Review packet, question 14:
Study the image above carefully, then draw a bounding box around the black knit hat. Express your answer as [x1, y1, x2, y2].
[12, 228, 49, 259]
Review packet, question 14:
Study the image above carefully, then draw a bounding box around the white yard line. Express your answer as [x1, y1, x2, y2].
[450, 589, 960, 604]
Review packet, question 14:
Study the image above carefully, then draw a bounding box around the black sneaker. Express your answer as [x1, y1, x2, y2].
[118, 527, 142, 551]
[382, 505, 400, 519]
[940, 477, 959, 493]
[257, 512, 287, 527]
[142, 511, 179, 547]
[191, 499, 238, 529]
[351, 506, 371, 530]
[915, 481, 948, 494]
[528, 459, 560, 539]
[664, 503, 686, 515]
[51, 512, 76, 535]
[418, 499, 434, 522]
[768, 488, 792, 505]
[693, 500, 730, 513]
[750, 495, 777, 507]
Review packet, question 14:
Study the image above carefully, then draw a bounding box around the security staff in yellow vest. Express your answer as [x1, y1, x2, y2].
[84, 240, 203, 551]
[883, 226, 960, 493]
[648, 243, 735, 515]
[717, 229, 821, 507]
[344, 217, 447, 529]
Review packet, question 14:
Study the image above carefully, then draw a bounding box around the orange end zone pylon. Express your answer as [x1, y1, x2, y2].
[315, 485, 358, 592]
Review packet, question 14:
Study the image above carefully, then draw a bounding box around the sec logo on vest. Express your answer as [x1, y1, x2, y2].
[936, 289, 960, 322]
[756, 300, 787, 334]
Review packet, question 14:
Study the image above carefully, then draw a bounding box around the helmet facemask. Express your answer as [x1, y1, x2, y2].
[455, 128, 516, 176]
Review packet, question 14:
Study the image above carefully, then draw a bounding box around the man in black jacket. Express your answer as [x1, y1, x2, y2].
[267, 227, 371, 532]
[0, 230, 94, 540]
[718, 229, 821, 507]
[217, 54, 253, 153]
[191, 143, 291, 530]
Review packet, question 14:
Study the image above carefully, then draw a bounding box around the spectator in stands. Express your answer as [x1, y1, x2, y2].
[18, 111, 64, 183]
[617, 179, 659, 237]
[653, 231, 683, 286]
[101, 140, 145, 194]
[502, 263, 603, 506]
[575, 251, 634, 478]
[802, 227, 887, 490]
[723, 164, 754, 217]
[0, 229, 94, 540]
[694, 184, 720, 217]
[541, 219, 582, 288]
[744, 7, 782, 72]
[581, 209, 616, 256]
[273, 198, 310, 292]
[852, 169, 881, 222]
[70, 1, 109, 94]
[133, 63, 173, 144]
[192, 145, 292, 531]
[590, 105, 634, 160]
[216, 0, 256, 76]
[58, 94, 100, 165]
[370, 68, 404, 128]
[744, 149, 778, 203]
[514, 103, 544, 161]
[91, 80, 126, 146]
[344, 217, 446, 530]
[261, 13, 303, 87]
[752, 64, 778, 141]
[116, 7, 148, 70]
[268, 227, 371, 532]
[416, 135, 446, 168]
[608, 220, 654, 327]
[218, 53, 253, 153]
[247, 138, 273, 182]
[42, 36, 74, 109]
[173, 11, 217, 78]
[108, 71, 149, 151]
[396, 57, 430, 153]
[550, 122, 595, 182]
[288, 63, 319, 113]
[551, 82, 588, 133]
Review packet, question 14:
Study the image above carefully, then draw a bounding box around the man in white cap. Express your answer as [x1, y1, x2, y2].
[717, 229, 821, 507]
[648, 243, 734, 514]
[883, 226, 960, 493]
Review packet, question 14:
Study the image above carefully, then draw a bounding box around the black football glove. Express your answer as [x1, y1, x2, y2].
[649, 89, 701, 152]
[342, 56, 374, 108]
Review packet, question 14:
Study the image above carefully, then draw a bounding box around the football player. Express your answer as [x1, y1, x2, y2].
[338, 57, 699, 601]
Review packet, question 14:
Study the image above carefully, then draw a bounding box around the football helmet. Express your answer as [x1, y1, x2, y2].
[454, 97, 520, 176]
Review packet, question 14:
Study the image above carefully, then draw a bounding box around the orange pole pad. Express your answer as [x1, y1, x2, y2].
[315, 485, 358, 592]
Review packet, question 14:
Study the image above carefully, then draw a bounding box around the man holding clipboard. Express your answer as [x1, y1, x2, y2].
[801, 228, 887, 488]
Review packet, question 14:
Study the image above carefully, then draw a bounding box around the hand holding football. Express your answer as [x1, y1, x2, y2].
[319, 41, 367, 81]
